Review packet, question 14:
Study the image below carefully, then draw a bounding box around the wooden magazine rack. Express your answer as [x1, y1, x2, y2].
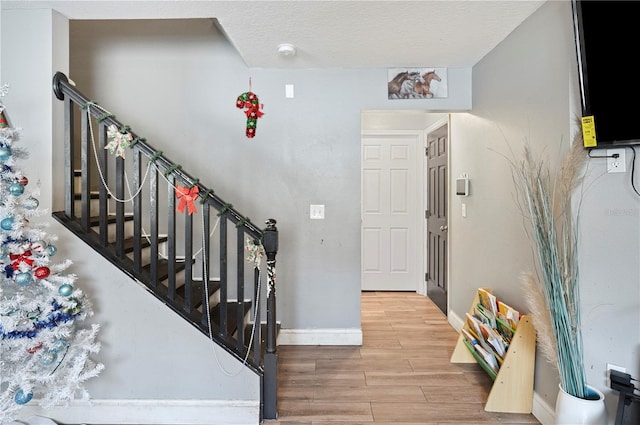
[450, 288, 536, 413]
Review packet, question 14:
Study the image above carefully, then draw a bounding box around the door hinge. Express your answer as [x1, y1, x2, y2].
[425, 273, 429, 281]
[425, 209, 430, 219]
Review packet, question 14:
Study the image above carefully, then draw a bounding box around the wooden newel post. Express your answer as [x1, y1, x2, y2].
[262, 218, 278, 419]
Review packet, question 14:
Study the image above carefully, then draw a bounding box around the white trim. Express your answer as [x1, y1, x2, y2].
[17, 399, 260, 425]
[532, 391, 556, 425]
[277, 328, 362, 345]
[448, 308, 465, 332]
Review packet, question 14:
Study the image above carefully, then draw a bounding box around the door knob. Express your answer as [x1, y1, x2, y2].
[440, 225, 448, 231]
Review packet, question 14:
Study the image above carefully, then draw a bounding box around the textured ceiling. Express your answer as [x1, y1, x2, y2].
[2, 0, 547, 68]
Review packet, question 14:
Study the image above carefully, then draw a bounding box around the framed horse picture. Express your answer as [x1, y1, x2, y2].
[387, 67, 448, 100]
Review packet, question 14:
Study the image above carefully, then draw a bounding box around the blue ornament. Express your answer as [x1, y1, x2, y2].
[14, 389, 33, 405]
[8, 183, 24, 196]
[1, 217, 14, 230]
[51, 338, 69, 353]
[46, 244, 57, 256]
[40, 350, 58, 366]
[58, 283, 73, 296]
[0, 146, 12, 162]
[23, 196, 39, 210]
[0, 245, 7, 259]
[15, 272, 33, 286]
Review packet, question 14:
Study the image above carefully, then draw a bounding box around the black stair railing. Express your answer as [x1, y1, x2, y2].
[51, 72, 278, 420]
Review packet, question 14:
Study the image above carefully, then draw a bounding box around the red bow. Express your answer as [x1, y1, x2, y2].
[10, 250, 34, 270]
[244, 104, 264, 119]
[176, 185, 199, 215]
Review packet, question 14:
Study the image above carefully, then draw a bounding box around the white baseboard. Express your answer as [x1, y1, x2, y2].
[532, 391, 556, 425]
[448, 309, 465, 332]
[17, 399, 260, 425]
[277, 328, 363, 345]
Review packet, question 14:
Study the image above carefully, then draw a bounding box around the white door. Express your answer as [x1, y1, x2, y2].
[361, 132, 420, 291]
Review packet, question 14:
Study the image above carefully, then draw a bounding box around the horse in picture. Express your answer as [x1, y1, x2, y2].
[388, 70, 442, 99]
[387, 71, 421, 98]
[412, 71, 441, 98]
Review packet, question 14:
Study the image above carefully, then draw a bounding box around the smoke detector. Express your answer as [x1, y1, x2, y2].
[277, 43, 296, 57]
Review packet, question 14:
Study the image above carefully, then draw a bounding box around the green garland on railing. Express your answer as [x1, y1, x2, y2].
[200, 189, 214, 203]
[163, 164, 181, 178]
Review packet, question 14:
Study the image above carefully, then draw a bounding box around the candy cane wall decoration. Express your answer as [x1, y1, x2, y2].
[236, 91, 264, 138]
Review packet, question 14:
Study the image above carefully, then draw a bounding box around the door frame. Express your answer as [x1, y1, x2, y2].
[420, 116, 450, 298]
[360, 129, 425, 292]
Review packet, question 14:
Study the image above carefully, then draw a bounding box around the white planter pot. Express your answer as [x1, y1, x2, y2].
[555, 384, 608, 425]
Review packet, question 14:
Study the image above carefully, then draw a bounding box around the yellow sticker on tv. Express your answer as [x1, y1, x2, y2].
[581, 116, 597, 148]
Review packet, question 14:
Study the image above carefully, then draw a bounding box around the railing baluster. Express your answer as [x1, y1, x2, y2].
[184, 202, 193, 314]
[253, 266, 261, 365]
[80, 108, 91, 232]
[133, 151, 142, 273]
[149, 166, 159, 287]
[98, 121, 109, 246]
[64, 97, 74, 218]
[236, 226, 245, 351]
[167, 175, 176, 300]
[219, 214, 228, 339]
[201, 202, 211, 327]
[115, 154, 125, 258]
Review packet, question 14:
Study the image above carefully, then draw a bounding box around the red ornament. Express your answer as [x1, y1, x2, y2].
[236, 91, 264, 138]
[19, 176, 28, 186]
[34, 266, 50, 279]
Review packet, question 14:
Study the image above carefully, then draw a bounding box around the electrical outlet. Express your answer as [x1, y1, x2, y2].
[606, 363, 626, 386]
[606, 148, 626, 173]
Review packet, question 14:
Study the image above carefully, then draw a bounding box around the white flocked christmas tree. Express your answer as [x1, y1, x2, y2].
[0, 86, 103, 423]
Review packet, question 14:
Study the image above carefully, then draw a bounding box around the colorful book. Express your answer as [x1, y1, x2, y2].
[497, 300, 521, 329]
[478, 288, 497, 317]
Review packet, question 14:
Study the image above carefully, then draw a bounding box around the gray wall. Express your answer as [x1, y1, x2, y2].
[450, 1, 639, 422]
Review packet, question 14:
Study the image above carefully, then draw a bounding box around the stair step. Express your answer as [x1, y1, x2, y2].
[122, 235, 169, 253]
[142, 258, 194, 282]
[175, 279, 221, 310]
[211, 300, 252, 336]
[89, 213, 134, 227]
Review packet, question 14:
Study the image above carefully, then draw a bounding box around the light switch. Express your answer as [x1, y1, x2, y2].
[285, 84, 294, 98]
[310, 204, 324, 219]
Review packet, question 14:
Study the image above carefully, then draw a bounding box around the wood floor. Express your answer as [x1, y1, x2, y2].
[264, 291, 541, 424]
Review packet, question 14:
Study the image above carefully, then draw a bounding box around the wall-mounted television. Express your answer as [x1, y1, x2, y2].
[572, 0, 640, 149]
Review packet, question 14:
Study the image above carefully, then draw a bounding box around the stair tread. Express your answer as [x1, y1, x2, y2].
[122, 235, 169, 253]
[89, 213, 134, 226]
[142, 258, 194, 281]
[211, 300, 252, 336]
[175, 279, 221, 310]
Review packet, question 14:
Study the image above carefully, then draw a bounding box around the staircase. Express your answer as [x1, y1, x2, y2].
[51, 72, 279, 421]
